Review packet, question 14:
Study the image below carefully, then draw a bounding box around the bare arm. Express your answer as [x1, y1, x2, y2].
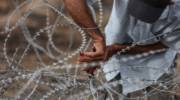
[64, 0, 106, 58]
[79, 42, 168, 62]
[64, 0, 103, 40]
[112, 42, 167, 54]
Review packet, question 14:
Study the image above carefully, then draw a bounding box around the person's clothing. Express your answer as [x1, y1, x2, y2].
[102, 0, 180, 95]
[104, 71, 176, 100]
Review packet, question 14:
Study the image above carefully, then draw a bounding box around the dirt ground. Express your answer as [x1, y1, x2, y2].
[0, 0, 180, 100]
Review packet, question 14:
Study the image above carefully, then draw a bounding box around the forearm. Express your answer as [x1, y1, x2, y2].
[113, 42, 168, 54]
[64, 0, 103, 40]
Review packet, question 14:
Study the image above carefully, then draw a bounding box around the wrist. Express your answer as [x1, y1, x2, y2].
[89, 31, 105, 42]
[93, 36, 104, 43]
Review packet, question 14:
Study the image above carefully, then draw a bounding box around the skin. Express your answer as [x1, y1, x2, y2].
[78, 42, 167, 62]
[64, 0, 171, 74]
[64, 0, 105, 58]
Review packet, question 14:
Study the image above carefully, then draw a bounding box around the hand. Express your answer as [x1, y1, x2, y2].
[83, 38, 106, 58]
[79, 44, 118, 62]
[79, 44, 119, 74]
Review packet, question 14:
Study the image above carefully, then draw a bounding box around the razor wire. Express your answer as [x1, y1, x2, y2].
[0, 0, 180, 100]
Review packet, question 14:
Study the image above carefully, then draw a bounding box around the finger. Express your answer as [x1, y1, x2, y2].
[82, 42, 105, 57]
[78, 55, 104, 62]
[83, 50, 105, 58]
[79, 47, 99, 58]
[83, 52, 100, 57]
[78, 55, 95, 62]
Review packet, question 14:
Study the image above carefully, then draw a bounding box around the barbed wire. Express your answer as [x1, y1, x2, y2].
[0, 0, 180, 100]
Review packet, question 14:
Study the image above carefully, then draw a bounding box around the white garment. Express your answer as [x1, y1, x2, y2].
[103, 0, 180, 94]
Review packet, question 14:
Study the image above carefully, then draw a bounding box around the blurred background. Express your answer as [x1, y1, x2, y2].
[0, 0, 112, 69]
